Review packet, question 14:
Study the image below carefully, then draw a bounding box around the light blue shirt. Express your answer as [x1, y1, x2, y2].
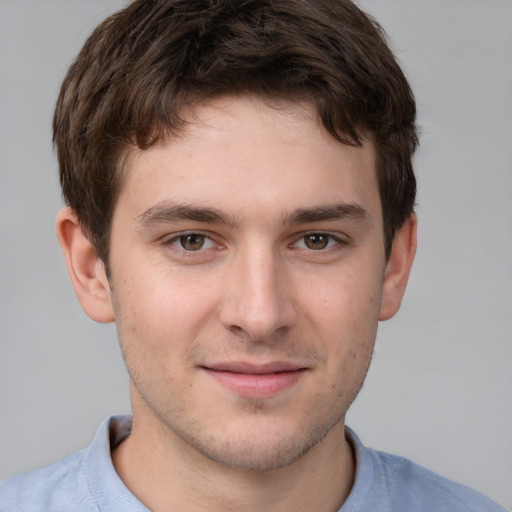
[0, 415, 506, 511]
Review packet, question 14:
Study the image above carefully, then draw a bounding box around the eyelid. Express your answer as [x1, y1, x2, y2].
[162, 230, 220, 251]
[159, 229, 349, 253]
[290, 231, 349, 250]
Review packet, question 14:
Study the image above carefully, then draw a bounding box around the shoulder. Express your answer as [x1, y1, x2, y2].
[373, 450, 505, 511]
[0, 415, 142, 512]
[345, 428, 507, 512]
[0, 449, 97, 511]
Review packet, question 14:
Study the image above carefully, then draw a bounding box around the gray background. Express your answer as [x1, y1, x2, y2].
[0, 1, 511, 509]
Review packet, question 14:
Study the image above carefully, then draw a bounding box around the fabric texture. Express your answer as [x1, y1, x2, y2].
[0, 415, 506, 511]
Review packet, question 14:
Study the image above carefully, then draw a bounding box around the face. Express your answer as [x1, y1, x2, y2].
[107, 96, 388, 471]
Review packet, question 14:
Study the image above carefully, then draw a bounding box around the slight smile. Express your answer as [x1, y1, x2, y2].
[201, 362, 308, 398]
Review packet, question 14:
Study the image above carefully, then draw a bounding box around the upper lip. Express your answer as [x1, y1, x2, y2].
[202, 361, 307, 374]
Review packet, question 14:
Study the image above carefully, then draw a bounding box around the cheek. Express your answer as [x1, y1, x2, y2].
[114, 262, 217, 334]
[110, 266, 224, 395]
[302, 264, 381, 373]
[306, 262, 383, 326]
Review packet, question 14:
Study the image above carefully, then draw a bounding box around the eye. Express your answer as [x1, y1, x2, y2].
[293, 233, 343, 251]
[169, 233, 216, 251]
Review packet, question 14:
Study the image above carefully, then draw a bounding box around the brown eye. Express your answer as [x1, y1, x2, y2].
[179, 234, 205, 251]
[303, 234, 330, 250]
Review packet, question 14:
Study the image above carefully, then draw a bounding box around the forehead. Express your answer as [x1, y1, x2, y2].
[117, 96, 380, 224]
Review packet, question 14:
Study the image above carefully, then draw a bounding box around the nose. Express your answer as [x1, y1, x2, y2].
[219, 245, 297, 342]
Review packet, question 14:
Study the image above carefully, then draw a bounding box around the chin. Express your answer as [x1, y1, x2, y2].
[184, 418, 337, 472]
[200, 439, 314, 472]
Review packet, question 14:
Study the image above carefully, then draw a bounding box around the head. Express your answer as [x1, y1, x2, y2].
[53, 0, 417, 265]
[54, 0, 418, 476]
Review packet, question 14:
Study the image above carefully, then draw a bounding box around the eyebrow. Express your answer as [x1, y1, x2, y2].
[285, 203, 371, 226]
[136, 201, 239, 228]
[136, 201, 370, 230]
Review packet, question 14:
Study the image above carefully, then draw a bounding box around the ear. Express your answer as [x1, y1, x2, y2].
[56, 207, 115, 323]
[379, 213, 417, 321]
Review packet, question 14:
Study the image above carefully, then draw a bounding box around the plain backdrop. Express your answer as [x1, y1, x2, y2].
[0, 1, 511, 509]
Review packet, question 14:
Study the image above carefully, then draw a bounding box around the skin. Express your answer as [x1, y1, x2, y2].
[57, 96, 416, 511]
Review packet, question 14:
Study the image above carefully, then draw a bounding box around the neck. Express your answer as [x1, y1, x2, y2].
[112, 414, 355, 512]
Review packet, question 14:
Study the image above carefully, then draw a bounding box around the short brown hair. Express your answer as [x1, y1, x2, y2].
[53, 0, 417, 262]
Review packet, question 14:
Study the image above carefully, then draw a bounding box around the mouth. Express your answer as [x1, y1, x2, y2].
[200, 361, 308, 398]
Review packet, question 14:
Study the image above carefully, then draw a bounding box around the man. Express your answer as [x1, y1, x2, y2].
[0, 0, 507, 510]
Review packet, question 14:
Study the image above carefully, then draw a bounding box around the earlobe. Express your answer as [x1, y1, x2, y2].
[56, 207, 115, 323]
[379, 214, 417, 321]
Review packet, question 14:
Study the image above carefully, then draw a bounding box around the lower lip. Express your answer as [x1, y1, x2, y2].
[203, 369, 305, 398]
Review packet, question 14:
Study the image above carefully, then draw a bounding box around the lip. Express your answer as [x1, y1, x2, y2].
[201, 361, 307, 398]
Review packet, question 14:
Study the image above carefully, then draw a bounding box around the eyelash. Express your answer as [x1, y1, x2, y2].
[163, 231, 347, 254]
[290, 232, 348, 252]
[163, 231, 219, 254]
